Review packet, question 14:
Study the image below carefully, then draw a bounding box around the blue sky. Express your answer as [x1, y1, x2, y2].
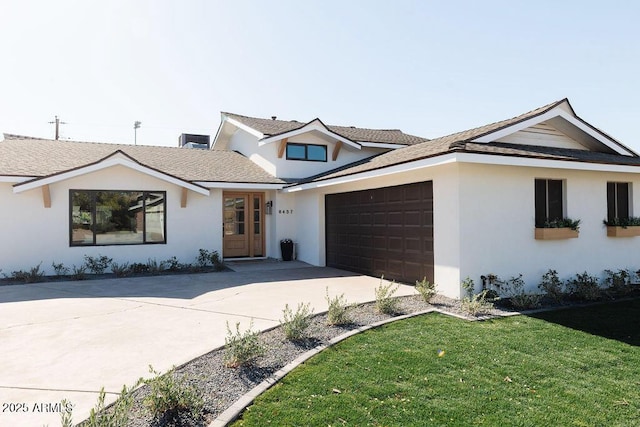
[1, 1, 638, 149]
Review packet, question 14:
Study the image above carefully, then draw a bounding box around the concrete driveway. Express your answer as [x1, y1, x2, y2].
[0, 263, 417, 426]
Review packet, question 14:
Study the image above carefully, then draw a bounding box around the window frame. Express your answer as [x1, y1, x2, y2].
[534, 178, 565, 227]
[285, 143, 327, 162]
[69, 189, 167, 247]
[607, 182, 632, 222]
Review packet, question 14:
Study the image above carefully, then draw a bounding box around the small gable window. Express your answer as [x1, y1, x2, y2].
[286, 143, 327, 162]
[534, 179, 564, 227]
[607, 182, 631, 222]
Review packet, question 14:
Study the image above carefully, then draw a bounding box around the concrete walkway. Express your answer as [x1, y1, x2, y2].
[0, 263, 417, 426]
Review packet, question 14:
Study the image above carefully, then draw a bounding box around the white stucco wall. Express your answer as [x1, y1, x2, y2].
[457, 162, 640, 292]
[228, 129, 387, 179]
[0, 166, 222, 275]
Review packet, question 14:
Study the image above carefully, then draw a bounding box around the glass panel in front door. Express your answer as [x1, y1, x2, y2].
[224, 197, 245, 235]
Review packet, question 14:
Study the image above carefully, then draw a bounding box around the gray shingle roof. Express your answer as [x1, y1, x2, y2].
[223, 112, 429, 145]
[298, 99, 640, 184]
[0, 135, 285, 184]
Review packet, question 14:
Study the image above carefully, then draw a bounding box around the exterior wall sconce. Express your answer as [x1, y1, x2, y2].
[265, 200, 273, 215]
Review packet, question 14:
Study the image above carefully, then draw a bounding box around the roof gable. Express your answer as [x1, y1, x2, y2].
[13, 150, 210, 195]
[217, 112, 429, 147]
[258, 118, 362, 149]
[469, 99, 636, 156]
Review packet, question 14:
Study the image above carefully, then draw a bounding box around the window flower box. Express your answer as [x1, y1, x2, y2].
[534, 227, 579, 240]
[606, 226, 640, 237]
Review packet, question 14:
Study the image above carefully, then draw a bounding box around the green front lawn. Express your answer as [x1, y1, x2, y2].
[233, 300, 640, 426]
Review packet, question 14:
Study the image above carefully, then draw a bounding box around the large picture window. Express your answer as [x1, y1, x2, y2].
[286, 143, 327, 162]
[70, 190, 166, 246]
[534, 179, 564, 227]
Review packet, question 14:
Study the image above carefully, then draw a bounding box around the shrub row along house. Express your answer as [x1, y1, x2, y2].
[2, 99, 640, 298]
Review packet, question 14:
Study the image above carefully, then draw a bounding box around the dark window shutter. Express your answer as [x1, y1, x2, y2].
[547, 180, 563, 221]
[534, 179, 547, 227]
[607, 182, 616, 222]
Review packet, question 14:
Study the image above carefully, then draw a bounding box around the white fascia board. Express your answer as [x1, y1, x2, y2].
[258, 122, 361, 149]
[359, 142, 408, 149]
[283, 151, 640, 193]
[282, 153, 459, 193]
[0, 176, 34, 183]
[195, 181, 286, 190]
[13, 157, 210, 196]
[224, 116, 264, 139]
[455, 152, 640, 174]
[471, 108, 633, 156]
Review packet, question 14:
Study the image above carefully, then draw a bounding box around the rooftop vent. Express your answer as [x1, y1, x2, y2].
[271, 116, 277, 120]
[178, 133, 210, 149]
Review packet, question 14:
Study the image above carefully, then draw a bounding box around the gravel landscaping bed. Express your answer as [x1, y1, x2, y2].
[99, 294, 511, 427]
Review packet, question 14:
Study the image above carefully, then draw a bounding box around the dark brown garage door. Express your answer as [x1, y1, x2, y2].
[325, 181, 434, 284]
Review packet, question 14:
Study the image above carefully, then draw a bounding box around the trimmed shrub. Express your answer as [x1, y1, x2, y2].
[144, 366, 204, 423]
[415, 277, 437, 303]
[84, 255, 113, 275]
[11, 262, 44, 283]
[538, 269, 565, 303]
[85, 382, 140, 427]
[224, 321, 265, 368]
[52, 262, 69, 277]
[375, 277, 401, 314]
[460, 277, 493, 316]
[503, 274, 542, 310]
[280, 302, 314, 341]
[325, 288, 352, 326]
[566, 272, 601, 301]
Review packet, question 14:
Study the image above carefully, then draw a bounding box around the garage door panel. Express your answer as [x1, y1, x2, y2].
[326, 181, 434, 284]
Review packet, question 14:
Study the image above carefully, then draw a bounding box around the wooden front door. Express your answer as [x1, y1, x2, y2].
[223, 192, 264, 258]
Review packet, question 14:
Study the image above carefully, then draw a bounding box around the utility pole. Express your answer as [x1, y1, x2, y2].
[48, 116, 67, 140]
[134, 121, 141, 145]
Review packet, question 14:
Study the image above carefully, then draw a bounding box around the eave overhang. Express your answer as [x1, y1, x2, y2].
[12, 150, 210, 196]
[258, 119, 362, 150]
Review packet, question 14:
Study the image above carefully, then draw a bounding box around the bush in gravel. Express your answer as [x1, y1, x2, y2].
[83, 255, 113, 275]
[109, 262, 131, 278]
[415, 277, 437, 303]
[11, 262, 45, 283]
[164, 256, 183, 272]
[538, 269, 565, 303]
[52, 261, 69, 277]
[71, 265, 87, 280]
[280, 302, 314, 341]
[224, 320, 265, 368]
[195, 248, 224, 270]
[59, 399, 73, 427]
[460, 277, 494, 316]
[604, 269, 633, 294]
[325, 287, 352, 326]
[566, 272, 601, 301]
[144, 365, 204, 423]
[503, 274, 542, 310]
[83, 382, 140, 427]
[129, 262, 150, 274]
[146, 258, 166, 274]
[375, 277, 401, 314]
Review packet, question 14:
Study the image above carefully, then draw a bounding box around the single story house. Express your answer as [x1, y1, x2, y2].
[2, 98, 640, 298]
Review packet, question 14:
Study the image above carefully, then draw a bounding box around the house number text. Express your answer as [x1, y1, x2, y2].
[279, 209, 294, 214]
